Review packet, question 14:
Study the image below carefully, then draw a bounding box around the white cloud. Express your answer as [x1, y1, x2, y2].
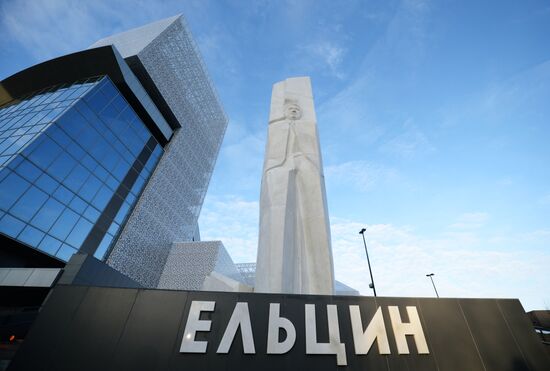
[379, 119, 435, 158]
[449, 212, 490, 229]
[303, 41, 347, 79]
[325, 161, 399, 192]
[199, 195, 259, 263]
[212, 123, 265, 194]
[0, 0, 181, 60]
[329, 217, 549, 311]
[200, 196, 549, 311]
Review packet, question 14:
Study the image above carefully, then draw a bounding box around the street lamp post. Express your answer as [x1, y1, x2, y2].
[426, 273, 439, 298]
[359, 228, 377, 297]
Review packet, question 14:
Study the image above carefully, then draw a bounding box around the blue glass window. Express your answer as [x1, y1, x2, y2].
[48, 152, 77, 181]
[16, 160, 42, 182]
[92, 186, 113, 210]
[79, 175, 102, 202]
[0, 214, 25, 238]
[0, 76, 162, 261]
[35, 173, 58, 193]
[56, 244, 77, 261]
[0, 171, 31, 210]
[31, 198, 64, 231]
[53, 185, 74, 204]
[49, 208, 79, 240]
[83, 205, 100, 224]
[64, 164, 90, 193]
[28, 137, 63, 170]
[39, 235, 62, 255]
[18, 225, 45, 246]
[65, 217, 93, 247]
[93, 233, 113, 260]
[9, 186, 49, 222]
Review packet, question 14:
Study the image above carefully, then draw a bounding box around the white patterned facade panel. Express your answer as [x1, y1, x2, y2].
[157, 241, 245, 291]
[102, 15, 228, 287]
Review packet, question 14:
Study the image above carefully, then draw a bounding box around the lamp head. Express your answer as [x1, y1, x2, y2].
[359, 228, 366, 234]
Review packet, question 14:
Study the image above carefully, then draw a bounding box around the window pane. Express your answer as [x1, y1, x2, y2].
[94, 165, 108, 182]
[105, 175, 119, 191]
[99, 82, 118, 101]
[65, 217, 92, 248]
[9, 186, 49, 222]
[66, 141, 86, 161]
[28, 137, 63, 170]
[31, 197, 64, 231]
[53, 185, 74, 204]
[79, 175, 102, 202]
[18, 225, 45, 246]
[47, 125, 72, 148]
[38, 235, 62, 255]
[15, 159, 42, 182]
[4, 134, 35, 155]
[56, 244, 77, 261]
[83, 205, 100, 224]
[0, 171, 31, 210]
[0, 214, 25, 238]
[80, 154, 97, 172]
[114, 201, 130, 224]
[48, 152, 76, 181]
[92, 185, 113, 210]
[64, 164, 89, 193]
[113, 159, 130, 181]
[6, 154, 23, 170]
[107, 221, 119, 236]
[69, 196, 87, 214]
[49, 208, 79, 240]
[85, 90, 109, 113]
[93, 233, 113, 261]
[35, 173, 58, 193]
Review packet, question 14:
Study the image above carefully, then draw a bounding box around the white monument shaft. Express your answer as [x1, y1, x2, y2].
[255, 77, 335, 295]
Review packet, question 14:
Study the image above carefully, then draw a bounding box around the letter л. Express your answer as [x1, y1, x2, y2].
[217, 302, 256, 354]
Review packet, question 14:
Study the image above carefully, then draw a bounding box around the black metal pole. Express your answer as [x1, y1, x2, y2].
[427, 273, 439, 298]
[359, 228, 377, 297]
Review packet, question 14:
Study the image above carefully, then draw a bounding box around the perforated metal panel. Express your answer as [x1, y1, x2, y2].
[98, 16, 228, 287]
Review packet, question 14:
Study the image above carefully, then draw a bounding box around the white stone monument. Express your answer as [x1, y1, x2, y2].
[255, 77, 335, 295]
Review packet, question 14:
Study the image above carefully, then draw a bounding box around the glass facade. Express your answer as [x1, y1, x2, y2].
[0, 77, 162, 262]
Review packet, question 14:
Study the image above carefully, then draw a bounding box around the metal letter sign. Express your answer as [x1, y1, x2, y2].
[267, 303, 296, 354]
[180, 301, 215, 353]
[11, 286, 550, 371]
[180, 301, 430, 366]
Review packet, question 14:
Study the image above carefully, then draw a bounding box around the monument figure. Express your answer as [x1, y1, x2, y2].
[255, 77, 335, 295]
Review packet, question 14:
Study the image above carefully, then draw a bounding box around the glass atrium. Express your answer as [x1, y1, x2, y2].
[0, 76, 162, 261]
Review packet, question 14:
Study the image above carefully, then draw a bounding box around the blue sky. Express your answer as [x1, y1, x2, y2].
[1, 0, 549, 310]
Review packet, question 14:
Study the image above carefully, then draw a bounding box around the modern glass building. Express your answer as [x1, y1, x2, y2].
[0, 14, 227, 282]
[0, 15, 230, 368]
[0, 77, 162, 263]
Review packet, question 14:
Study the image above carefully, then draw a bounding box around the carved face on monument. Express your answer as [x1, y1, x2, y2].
[284, 102, 302, 120]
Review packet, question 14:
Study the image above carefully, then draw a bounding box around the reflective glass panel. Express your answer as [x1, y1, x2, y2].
[0, 77, 162, 261]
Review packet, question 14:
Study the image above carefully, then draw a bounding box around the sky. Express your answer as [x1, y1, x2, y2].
[1, 0, 549, 311]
